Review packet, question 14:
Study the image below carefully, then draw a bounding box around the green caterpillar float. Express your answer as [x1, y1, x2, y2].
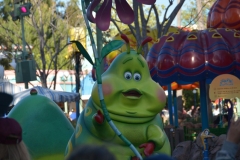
[66, 35, 171, 160]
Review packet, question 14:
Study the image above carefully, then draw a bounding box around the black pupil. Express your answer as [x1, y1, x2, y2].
[126, 74, 131, 79]
[135, 75, 139, 80]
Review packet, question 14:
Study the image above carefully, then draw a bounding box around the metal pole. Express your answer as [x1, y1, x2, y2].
[200, 80, 209, 130]
[20, 16, 26, 60]
[96, 27, 104, 72]
[194, 92, 196, 109]
[20, 15, 28, 89]
[173, 90, 178, 127]
[168, 84, 174, 125]
[75, 52, 80, 119]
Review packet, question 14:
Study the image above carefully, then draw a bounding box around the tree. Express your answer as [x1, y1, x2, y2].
[104, 0, 186, 57]
[182, 89, 200, 110]
[181, 0, 215, 29]
[0, 0, 85, 88]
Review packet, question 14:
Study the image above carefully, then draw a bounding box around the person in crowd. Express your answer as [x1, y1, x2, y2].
[213, 104, 220, 116]
[0, 92, 31, 160]
[187, 105, 194, 117]
[144, 154, 174, 160]
[223, 102, 228, 115]
[66, 144, 116, 160]
[216, 117, 240, 160]
[0, 92, 13, 118]
[161, 106, 169, 125]
[69, 109, 77, 121]
[0, 117, 31, 160]
[222, 115, 229, 128]
[182, 107, 187, 114]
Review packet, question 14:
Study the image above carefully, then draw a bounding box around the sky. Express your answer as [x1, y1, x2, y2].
[156, 0, 188, 26]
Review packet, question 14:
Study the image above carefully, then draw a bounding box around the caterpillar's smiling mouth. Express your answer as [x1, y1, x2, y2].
[122, 89, 142, 99]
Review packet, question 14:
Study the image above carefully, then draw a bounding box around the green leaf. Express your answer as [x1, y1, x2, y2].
[101, 40, 124, 61]
[70, 41, 94, 65]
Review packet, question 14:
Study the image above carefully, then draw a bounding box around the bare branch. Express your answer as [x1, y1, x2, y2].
[110, 18, 123, 34]
[146, 6, 153, 23]
[163, 0, 185, 35]
[152, 5, 161, 38]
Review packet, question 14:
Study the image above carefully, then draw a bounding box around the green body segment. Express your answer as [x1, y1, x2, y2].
[66, 99, 170, 159]
[66, 51, 171, 159]
[8, 94, 74, 160]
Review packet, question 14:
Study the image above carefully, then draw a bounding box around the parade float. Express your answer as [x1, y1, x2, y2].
[6, 0, 240, 160]
[7, 0, 172, 159]
[66, 35, 171, 160]
[8, 89, 75, 160]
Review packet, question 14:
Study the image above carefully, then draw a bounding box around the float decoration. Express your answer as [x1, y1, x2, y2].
[8, 90, 74, 160]
[76, 2, 142, 158]
[68, 35, 171, 159]
[161, 82, 199, 90]
[71, 1, 170, 159]
[146, 28, 240, 130]
[147, 28, 240, 86]
[207, 0, 240, 30]
[87, 0, 156, 31]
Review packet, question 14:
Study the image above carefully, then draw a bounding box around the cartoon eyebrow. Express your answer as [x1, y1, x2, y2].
[137, 57, 144, 68]
[122, 57, 133, 64]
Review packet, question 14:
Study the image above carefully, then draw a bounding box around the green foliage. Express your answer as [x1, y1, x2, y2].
[65, 0, 83, 27]
[0, 54, 12, 69]
[181, 0, 215, 27]
[182, 89, 200, 110]
[0, 0, 87, 87]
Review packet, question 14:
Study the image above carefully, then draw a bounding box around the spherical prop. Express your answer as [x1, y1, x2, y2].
[30, 89, 38, 95]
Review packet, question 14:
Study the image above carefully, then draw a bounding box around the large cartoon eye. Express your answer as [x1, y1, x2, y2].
[133, 73, 141, 81]
[124, 72, 132, 80]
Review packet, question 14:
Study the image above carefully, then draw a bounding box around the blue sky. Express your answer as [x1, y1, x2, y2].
[156, 0, 188, 26]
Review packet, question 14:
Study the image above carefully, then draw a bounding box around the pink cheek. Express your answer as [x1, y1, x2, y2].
[102, 83, 113, 96]
[157, 88, 166, 102]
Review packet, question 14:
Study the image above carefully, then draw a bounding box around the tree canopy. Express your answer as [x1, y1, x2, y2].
[0, 0, 85, 88]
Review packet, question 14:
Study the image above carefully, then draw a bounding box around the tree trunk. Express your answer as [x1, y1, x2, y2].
[75, 52, 80, 94]
[53, 58, 58, 90]
[196, 0, 204, 30]
[177, 0, 182, 27]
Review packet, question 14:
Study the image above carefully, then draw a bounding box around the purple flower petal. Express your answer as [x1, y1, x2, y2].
[96, 0, 112, 31]
[115, 0, 134, 24]
[87, 0, 101, 23]
[137, 0, 156, 5]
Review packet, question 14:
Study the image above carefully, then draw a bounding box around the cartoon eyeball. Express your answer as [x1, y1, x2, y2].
[124, 72, 132, 80]
[133, 73, 141, 81]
